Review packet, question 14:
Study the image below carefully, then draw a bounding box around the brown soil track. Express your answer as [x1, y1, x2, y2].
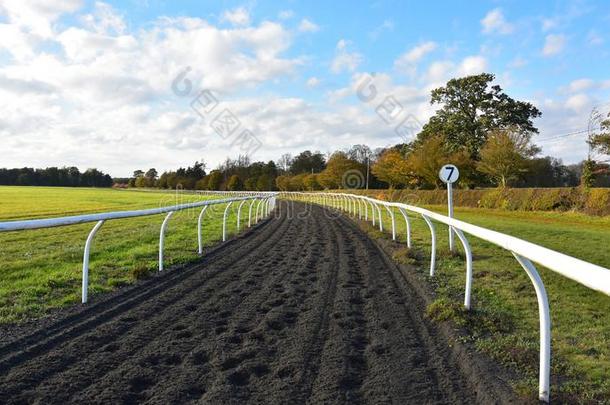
[0, 201, 486, 404]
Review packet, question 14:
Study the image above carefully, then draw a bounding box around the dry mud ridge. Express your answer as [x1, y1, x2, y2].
[0, 201, 511, 404]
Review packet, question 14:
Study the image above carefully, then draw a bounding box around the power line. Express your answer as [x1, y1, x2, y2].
[537, 128, 590, 142]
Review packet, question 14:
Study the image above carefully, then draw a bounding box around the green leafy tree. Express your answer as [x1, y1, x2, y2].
[418, 73, 541, 157]
[256, 175, 273, 191]
[244, 177, 258, 190]
[207, 170, 222, 190]
[581, 159, 596, 188]
[289, 150, 326, 174]
[227, 174, 243, 191]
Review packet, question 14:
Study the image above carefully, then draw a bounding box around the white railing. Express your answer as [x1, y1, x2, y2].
[0, 192, 277, 304]
[280, 191, 610, 403]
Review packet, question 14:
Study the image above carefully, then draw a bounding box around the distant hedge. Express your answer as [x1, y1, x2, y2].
[346, 187, 610, 216]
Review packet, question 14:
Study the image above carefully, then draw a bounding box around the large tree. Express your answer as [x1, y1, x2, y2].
[417, 73, 541, 157]
[406, 136, 474, 188]
[317, 152, 362, 189]
[371, 149, 410, 188]
[289, 150, 326, 174]
[477, 127, 540, 188]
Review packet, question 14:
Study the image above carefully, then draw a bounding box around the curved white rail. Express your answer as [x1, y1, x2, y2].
[280, 191, 610, 403]
[0, 192, 277, 304]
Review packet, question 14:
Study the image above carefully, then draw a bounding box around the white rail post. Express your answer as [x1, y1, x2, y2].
[513, 253, 551, 403]
[453, 228, 473, 309]
[237, 200, 247, 232]
[222, 201, 234, 242]
[248, 198, 257, 227]
[159, 211, 175, 271]
[375, 203, 383, 231]
[385, 206, 396, 240]
[255, 199, 264, 222]
[81, 220, 105, 304]
[398, 207, 412, 248]
[197, 206, 208, 255]
[448, 182, 455, 251]
[421, 214, 436, 276]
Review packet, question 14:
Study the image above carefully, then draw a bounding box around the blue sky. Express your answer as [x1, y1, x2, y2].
[1, 0, 609, 176]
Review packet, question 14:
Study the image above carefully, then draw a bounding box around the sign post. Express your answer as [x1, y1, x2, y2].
[439, 164, 459, 252]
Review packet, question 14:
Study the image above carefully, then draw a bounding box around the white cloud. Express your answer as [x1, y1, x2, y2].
[278, 10, 294, 20]
[369, 19, 394, 40]
[565, 93, 591, 112]
[0, 11, 306, 175]
[481, 8, 514, 35]
[542, 34, 566, 56]
[394, 41, 437, 77]
[80, 2, 126, 34]
[298, 18, 319, 33]
[330, 39, 363, 74]
[566, 78, 595, 93]
[306, 77, 320, 88]
[396, 41, 437, 65]
[458, 56, 488, 76]
[508, 56, 528, 68]
[221, 7, 250, 26]
[0, 0, 82, 38]
[425, 60, 454, 84]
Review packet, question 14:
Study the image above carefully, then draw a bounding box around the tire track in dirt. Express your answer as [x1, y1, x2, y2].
[0, 201, 479, 404]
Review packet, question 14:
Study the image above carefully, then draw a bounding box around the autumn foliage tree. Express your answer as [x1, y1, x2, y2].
[226, 175, 242, 191]
[318, 152, 362, 189]
[477, 128, 540, 188]
[372, 149, 410, 188]
[405, 136, 474, 188]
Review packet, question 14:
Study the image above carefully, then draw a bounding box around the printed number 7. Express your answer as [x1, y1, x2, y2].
[445, 167, 454, 181]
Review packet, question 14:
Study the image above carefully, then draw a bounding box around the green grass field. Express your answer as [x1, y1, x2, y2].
[0, 186, 258, 324]
[358, 203, 610, 403]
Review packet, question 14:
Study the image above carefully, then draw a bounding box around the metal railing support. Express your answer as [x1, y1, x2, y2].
[453, 228, 473, 309]
[513, 253, 551, 403]
[398, 207, 412, 248]
[197, 206, 208, 255]
[82, 220, 105, 304]
[375, 203, 383, 231]
[159, 211, 175, 271]
[385, 205, 396, 240]
[248, 198, 257, 227]
[237, 200, 247, 231]
[421, 214, 436, 277]
[222, 202, 234, 242]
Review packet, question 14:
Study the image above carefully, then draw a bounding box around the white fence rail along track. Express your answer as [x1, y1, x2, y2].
[280, 191, 610, 403]
[0, 193, 277, 304]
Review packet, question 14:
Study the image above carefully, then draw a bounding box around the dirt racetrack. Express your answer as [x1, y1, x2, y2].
[0, 202, 484, 404]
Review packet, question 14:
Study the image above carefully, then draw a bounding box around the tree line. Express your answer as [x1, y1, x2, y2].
[126, 73, 610, 191]
[0, 167, 113, 187]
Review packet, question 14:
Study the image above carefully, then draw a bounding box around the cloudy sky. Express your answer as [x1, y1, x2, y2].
[1, 0, 609, 176]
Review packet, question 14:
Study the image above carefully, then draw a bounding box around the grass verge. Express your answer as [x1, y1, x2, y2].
[0, 186, 258, 323]
[356, 203, 610, 403]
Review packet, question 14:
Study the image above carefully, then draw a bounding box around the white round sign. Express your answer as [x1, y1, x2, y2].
[439, 164, 459, 184]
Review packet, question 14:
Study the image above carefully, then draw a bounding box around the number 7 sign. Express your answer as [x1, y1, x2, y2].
[439, 164, 459, 184]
